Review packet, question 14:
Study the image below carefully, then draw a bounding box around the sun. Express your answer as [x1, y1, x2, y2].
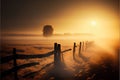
[91, 20, 96, 26]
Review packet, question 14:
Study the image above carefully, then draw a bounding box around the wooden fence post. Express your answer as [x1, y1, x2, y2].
[82, 41, 84, 52]
[54, 43, 62, 68]
[57, 44, 61, 64]
[85, 41, 88, 50]
[79, 42, 82, 56]
[73, 42, 76, 59]
[54, 43, 58, 67]
[13, 48, 18, 80]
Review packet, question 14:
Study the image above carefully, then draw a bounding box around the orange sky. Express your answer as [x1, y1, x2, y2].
[2, 0, 119, 39]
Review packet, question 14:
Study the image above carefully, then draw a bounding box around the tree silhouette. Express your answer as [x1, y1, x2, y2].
[43, 25, 54, 37]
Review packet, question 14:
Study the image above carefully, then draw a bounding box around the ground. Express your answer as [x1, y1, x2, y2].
[0, 39, 119, 80]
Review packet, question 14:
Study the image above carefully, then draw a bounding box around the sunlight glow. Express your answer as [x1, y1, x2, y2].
[38, 3, 119, 40]
[91, 21, 96, 26]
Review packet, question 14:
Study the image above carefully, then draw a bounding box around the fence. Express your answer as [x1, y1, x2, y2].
[1, 41, 93, 80]
[1, 43, 72, 80]
[73, 41, 94, 63]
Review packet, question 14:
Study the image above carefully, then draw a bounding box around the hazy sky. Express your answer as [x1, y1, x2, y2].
[1, 0, 119, 37]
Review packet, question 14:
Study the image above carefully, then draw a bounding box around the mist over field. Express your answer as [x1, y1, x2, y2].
[1, 0, 119, 79]
[0, 34, 119, 80]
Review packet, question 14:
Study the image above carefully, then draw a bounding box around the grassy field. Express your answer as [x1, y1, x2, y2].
[0, 36, 119, 80]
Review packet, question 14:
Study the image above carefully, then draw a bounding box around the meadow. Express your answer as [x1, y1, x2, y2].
[0, 35, 119, 80]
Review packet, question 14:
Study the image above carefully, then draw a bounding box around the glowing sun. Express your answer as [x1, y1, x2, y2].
[91, 20, 97, 26]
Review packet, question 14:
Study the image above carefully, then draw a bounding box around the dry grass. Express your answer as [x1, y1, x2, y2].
[0, 39, 119, 80]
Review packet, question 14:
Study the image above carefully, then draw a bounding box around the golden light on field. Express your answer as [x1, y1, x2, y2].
[1, 1, 119, 80]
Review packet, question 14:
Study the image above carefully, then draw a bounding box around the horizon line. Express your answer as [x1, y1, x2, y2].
[2, 33, 94, 36]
